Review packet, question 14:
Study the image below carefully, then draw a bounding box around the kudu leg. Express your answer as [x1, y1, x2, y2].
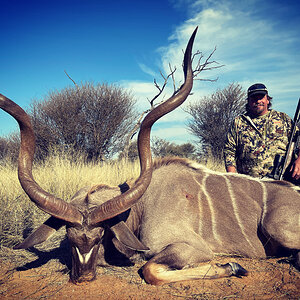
[142, 243, 247, 285]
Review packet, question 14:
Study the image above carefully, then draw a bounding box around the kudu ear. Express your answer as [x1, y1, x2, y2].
[13, 216, 65, 249]
[110, 221, 149, 251]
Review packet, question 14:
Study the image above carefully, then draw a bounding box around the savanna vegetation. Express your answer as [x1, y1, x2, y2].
[0, 82, 137, 162]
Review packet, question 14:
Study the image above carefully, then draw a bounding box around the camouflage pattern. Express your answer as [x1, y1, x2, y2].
[224, 109, 293, 178]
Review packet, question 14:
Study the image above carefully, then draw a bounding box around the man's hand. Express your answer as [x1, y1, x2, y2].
[290, 156, 300, 180]
[226, 165, 237, 173]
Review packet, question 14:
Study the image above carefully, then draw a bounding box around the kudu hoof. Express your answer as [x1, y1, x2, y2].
[226, 262, 249, 277]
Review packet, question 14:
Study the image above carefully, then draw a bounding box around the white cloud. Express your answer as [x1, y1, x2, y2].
[138, 63, 157, 78]
[121, 80, 156, 97]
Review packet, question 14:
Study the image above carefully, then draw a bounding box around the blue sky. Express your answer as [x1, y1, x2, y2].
[1, 0, 299, 145]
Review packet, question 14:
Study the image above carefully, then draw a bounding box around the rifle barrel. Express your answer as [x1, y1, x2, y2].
[279, 98, 300, 180]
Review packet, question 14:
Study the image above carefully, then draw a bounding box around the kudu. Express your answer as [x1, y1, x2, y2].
[1, 28, 300, 285]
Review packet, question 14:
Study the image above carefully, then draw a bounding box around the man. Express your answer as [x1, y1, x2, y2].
[224, 83, 300, 180]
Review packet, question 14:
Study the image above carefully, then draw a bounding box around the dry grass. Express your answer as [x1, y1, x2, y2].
[204, 157, 226, 173]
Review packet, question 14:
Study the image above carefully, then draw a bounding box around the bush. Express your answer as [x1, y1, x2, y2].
[29, 82, 137, 161]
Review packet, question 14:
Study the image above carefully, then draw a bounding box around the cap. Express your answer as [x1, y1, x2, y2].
[247, 83, 268, 97]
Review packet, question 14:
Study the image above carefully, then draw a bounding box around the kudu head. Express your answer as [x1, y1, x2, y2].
[0, 27, 197, 283]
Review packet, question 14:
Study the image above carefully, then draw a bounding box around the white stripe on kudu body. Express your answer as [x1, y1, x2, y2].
[202, 173, 222, 243]
[223, 176, 258, 254]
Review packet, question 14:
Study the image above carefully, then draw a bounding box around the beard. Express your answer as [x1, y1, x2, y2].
[251, 104, 267, 116]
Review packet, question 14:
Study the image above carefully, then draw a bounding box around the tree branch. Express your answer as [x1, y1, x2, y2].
[64, 70, 79, 88]
[149, 66, 176, 107]
[191, 47, 224, 81]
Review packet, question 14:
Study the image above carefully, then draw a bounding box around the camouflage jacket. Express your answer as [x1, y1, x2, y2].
[224, 109, 293, 178]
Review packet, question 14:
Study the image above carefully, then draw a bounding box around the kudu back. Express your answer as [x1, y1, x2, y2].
[1, 27, 299, 285]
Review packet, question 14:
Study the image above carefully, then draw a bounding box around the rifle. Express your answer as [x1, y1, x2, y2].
[270, 98, 300, 180]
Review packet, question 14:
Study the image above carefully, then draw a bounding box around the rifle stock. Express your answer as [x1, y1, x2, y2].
[272, 98, 300, 180]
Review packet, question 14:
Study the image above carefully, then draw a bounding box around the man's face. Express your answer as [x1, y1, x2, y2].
[248, 93, 269, 116]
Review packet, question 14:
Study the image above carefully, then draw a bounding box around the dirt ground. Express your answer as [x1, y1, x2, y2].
[0, 252, 299, 300]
